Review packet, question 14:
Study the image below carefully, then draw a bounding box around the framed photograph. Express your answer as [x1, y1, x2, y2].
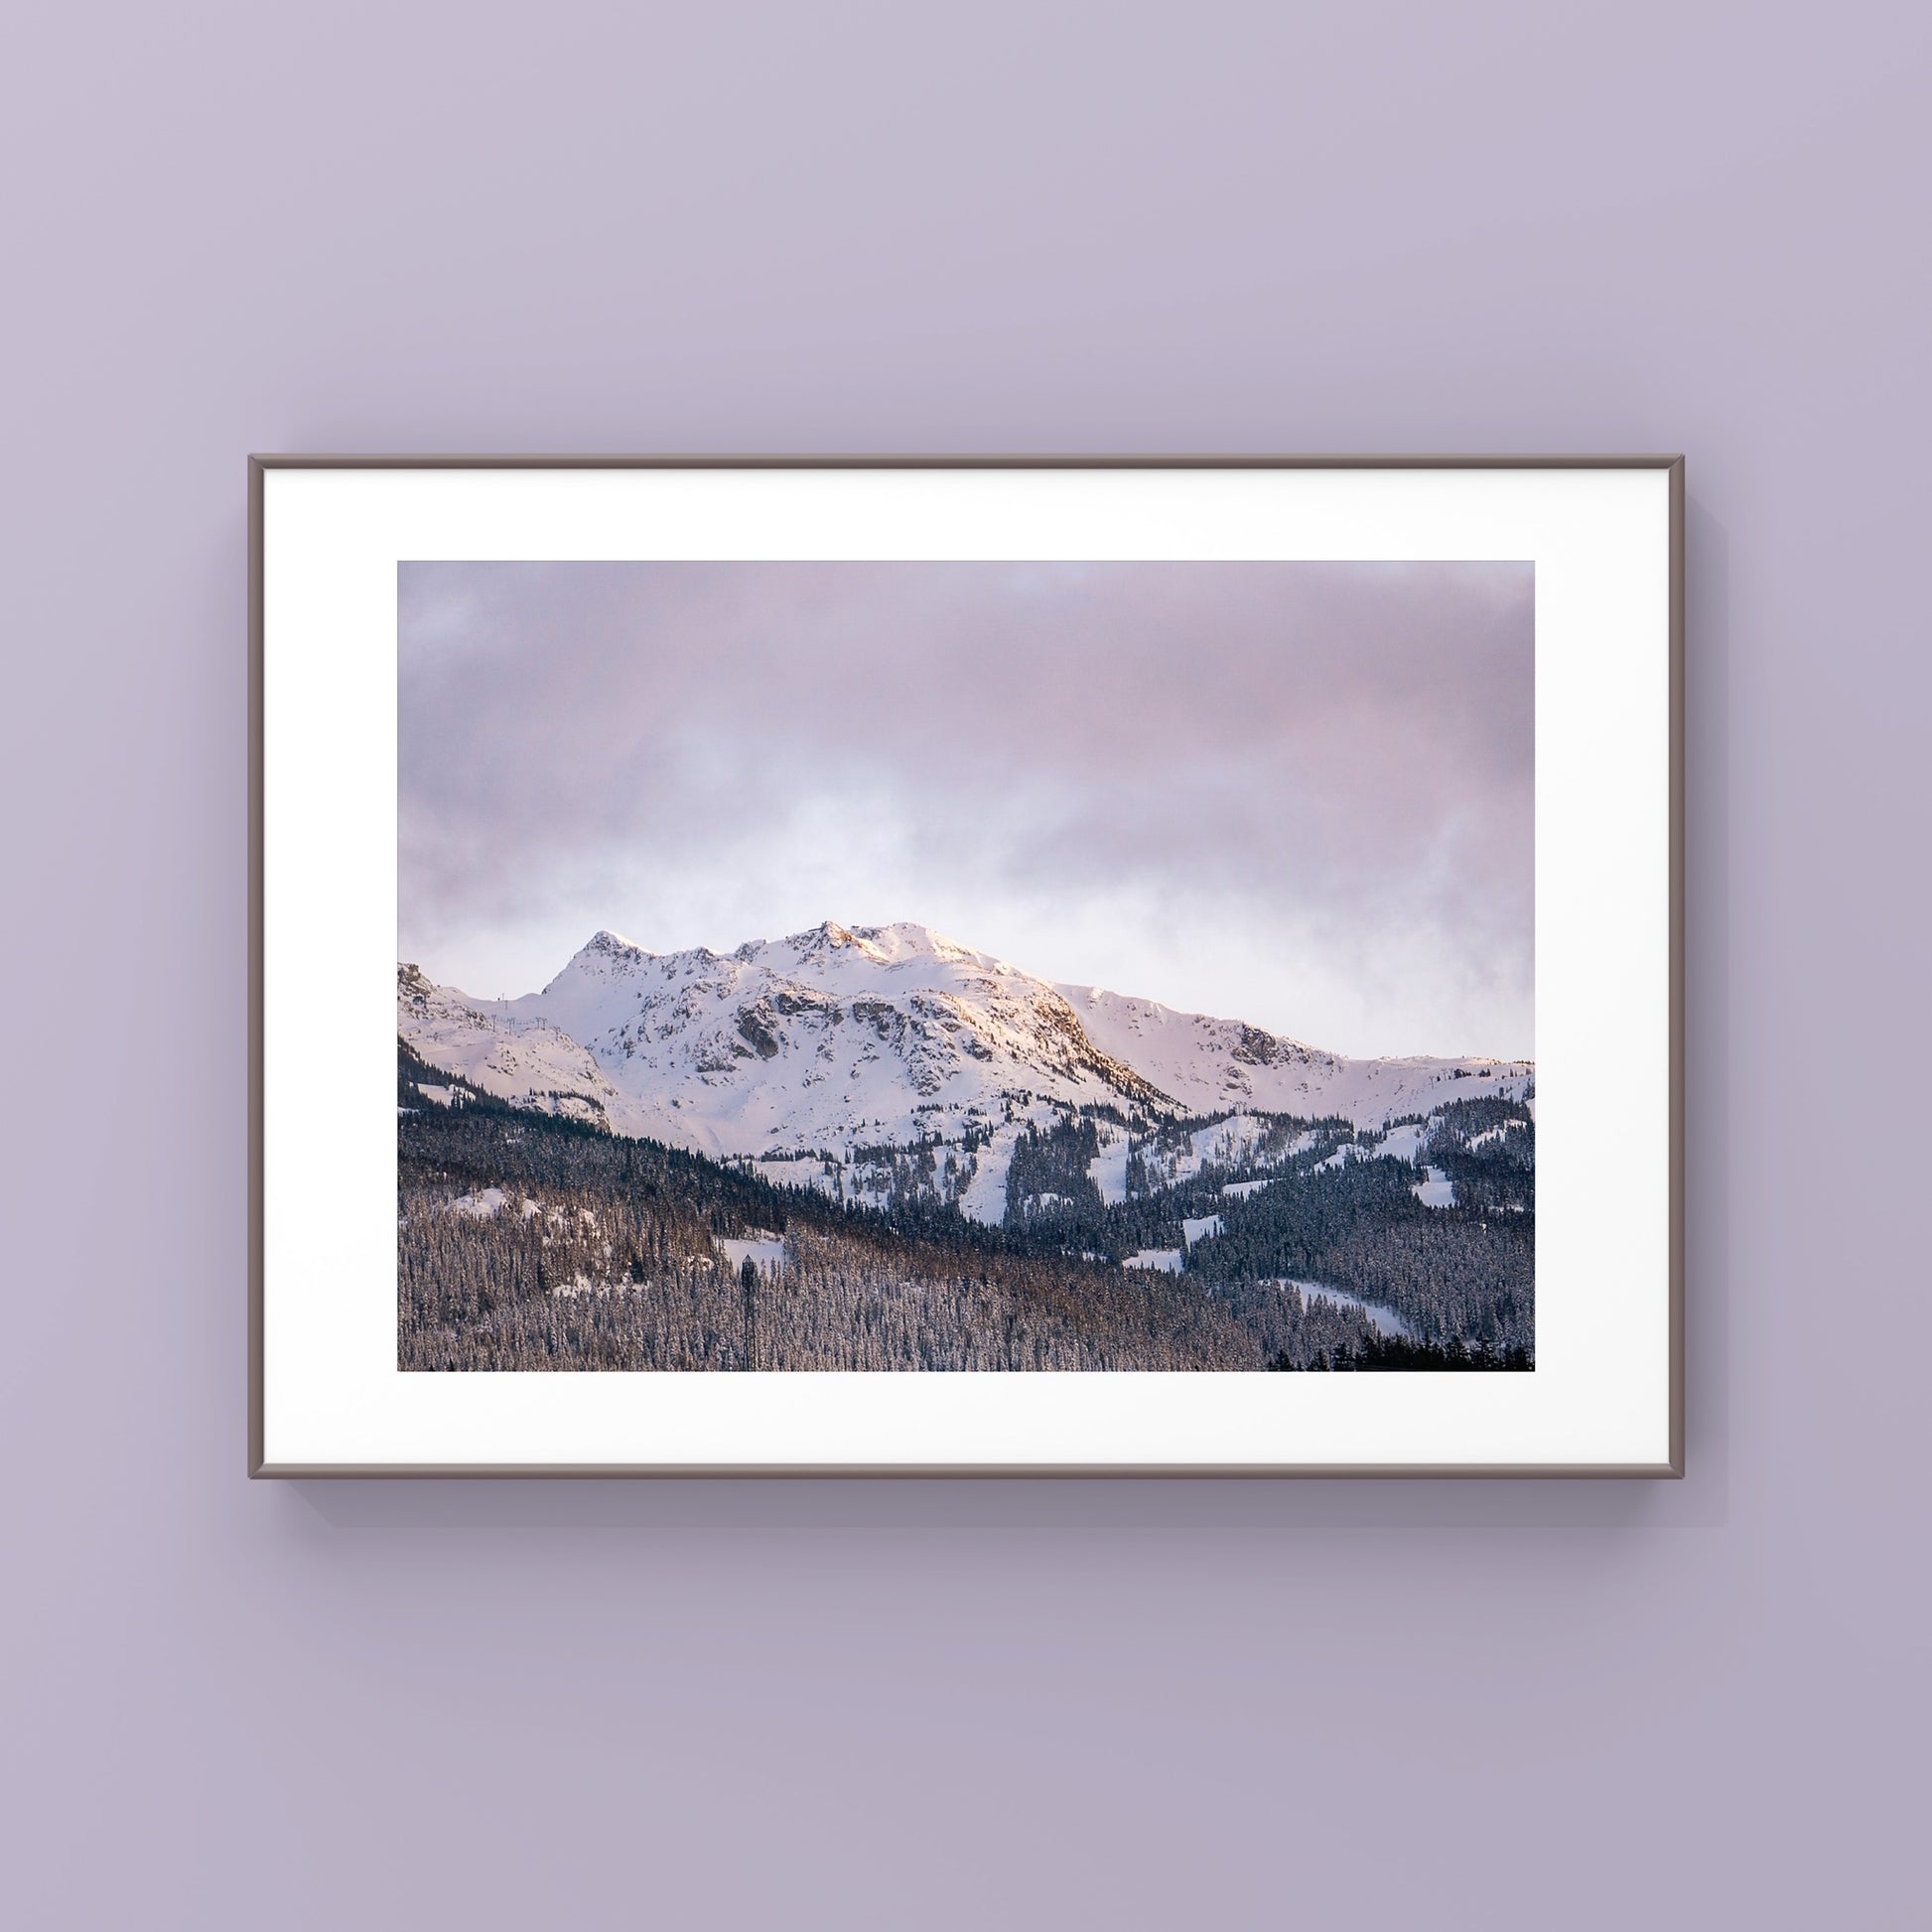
[250, 457, 1682, 1476]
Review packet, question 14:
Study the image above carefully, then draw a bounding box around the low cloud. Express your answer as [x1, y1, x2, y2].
[400, 560, 1532, 1056]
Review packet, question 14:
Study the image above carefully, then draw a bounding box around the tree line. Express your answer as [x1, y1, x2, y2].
[398, 1042, 1534, 1370]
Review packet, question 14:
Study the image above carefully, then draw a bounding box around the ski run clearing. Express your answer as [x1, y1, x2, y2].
[1285, 1280, 1413, 1339]
[957, 1121, 1026, 1226]
[1087, 1124, 1132, 1205]
[717, 1233, 787, 1277]
[447, 1187, 542, 1220]
[1411, 1169, 1457, 1208]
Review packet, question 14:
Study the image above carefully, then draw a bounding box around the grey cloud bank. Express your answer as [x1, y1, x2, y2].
[400, 560, 1533, 1058]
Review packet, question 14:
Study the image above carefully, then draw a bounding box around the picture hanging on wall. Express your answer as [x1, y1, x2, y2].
[250, 456, 1682, 1475]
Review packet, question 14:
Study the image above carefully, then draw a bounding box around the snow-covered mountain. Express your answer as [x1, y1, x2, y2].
[399, 919, 1532, 1194]
[398, 963, 631, 1128]
[1056, 983, 1527, 1123]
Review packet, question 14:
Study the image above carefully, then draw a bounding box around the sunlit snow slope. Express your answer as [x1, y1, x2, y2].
[398, 921, 1531, 1173]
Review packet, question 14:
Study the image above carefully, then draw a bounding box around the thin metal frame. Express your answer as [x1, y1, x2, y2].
[248, 454, 1685, 1479]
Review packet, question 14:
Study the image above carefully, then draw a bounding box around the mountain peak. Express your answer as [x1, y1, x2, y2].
[780, 918, 929, 966]
[793, 917, 866, 950]
[834, 919, 1003, 971]
[585, 927, 651, 960]
[566, 917, 989, 976]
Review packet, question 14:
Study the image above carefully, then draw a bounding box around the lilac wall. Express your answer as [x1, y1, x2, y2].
[5, 4, 1925, 1925]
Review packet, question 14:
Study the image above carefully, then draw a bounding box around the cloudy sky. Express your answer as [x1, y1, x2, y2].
[399, 560, 1533, 1059]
